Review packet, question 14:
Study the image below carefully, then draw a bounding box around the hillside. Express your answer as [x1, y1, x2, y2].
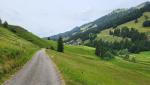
[48, 1, 150, 45]
[47, 45, 150, 85]
[6, 25, 51, 48]
[97, 12, 150, 42]
[0, 26, 39, 84]
[0, 21, 55, 84]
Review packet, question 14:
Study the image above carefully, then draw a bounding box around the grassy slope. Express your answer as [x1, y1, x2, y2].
[47, 45, 150, 85]
[0, 27, 39, 84]
[96, 12, 150, 42]
[120, 12, 150, 35]
[6, 25, 51, 48]
[96, 28, 123, 42]
[132, 51, 150, 65]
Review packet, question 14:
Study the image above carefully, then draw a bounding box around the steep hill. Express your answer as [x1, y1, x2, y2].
[0, 26, 39, 84]
[0, 22, 54, 84]
[6, 25, 51, 48]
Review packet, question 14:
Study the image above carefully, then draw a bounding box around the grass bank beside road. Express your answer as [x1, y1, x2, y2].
[0, 27, 39, 84]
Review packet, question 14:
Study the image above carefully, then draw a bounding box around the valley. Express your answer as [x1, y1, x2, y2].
[0, 1, 150, 85]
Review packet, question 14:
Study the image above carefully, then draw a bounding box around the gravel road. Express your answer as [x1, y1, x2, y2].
[4, 49, 64, 85]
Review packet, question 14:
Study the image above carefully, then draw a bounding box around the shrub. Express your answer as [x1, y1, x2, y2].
[131, 57, 136, 63]
[123, 54, 130, 60]
[46, 46, 55, 50]
[118, 49, 129, 56]
[103, 51, 114, 60]
[143, 21, 150, 27]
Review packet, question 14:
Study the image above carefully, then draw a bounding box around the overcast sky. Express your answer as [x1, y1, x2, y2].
[0, 0, 149, 37]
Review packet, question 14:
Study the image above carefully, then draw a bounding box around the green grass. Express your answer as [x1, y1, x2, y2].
[47, 45, 150, 85]
[6, 25, 51, 48]
[96, 28, 123, 42]
[46, 40, 57, 50]
[0, 26, 39, 84]
[97, 12, 150, 42]
[120, 12, 150, 34]
[131, 51, 150, 65]
[46, 12, 150, 85]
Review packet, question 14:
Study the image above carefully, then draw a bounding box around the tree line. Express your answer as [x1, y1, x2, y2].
[95, 27, 150, 60]
[0, 19, 9, 28]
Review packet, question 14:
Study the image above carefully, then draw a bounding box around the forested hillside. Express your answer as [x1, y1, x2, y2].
[49, 1, 150, 46]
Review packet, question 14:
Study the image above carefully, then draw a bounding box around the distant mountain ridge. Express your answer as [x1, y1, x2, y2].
[48, 1, 150, 43]
[49, 26, 80, 40]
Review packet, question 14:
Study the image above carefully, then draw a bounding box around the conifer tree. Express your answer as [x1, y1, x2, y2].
[57, 37, 64, 52]
[3, 21, 8, 28]
[0, 19, 2, 25]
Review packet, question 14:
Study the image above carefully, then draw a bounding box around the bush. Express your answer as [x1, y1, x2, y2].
[123, 54, 130, 60]
[118, 49, 129, 56]
[131, 57, 136, 63]
[46, 46, 55, 50]
[143, 21, 150, 27]
[103, 51, 114, 60]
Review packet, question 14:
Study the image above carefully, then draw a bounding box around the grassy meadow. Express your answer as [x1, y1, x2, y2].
[47, 44, 150, 85]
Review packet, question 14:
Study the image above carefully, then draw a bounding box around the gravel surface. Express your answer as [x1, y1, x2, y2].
[4, 49, 64, 85]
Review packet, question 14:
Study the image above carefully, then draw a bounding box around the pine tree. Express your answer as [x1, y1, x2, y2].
[0, 19, 2, 25]
[3, 21, 8, 28]
[95, 42, 100, 56]
[95, 40, 107, 57]
[57, 37, 64, 52]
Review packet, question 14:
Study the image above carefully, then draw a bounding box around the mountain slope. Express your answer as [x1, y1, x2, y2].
[50, 26, 80, 40]
[48, 1, 150, 45]
[97, 12, 150, 42]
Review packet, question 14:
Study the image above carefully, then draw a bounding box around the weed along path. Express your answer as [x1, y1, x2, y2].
[4, 49, 64, 85]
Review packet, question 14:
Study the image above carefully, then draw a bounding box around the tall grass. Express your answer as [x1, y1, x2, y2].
[0, 26, 39, 84]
